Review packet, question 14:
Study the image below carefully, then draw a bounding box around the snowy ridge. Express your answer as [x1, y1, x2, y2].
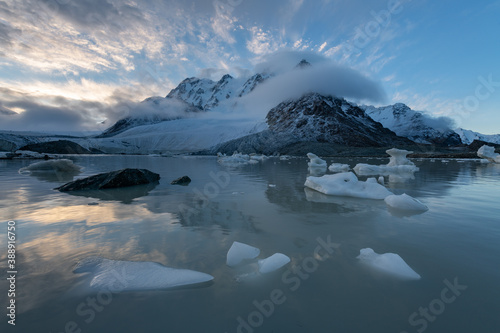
[454, 128, 500, 145]
[361, 103, 461, 146]
[165, 73, 271, 111]
[267, 93, 413, 147]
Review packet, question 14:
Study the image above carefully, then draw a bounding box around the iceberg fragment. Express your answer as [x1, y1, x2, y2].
[74, 257, 213, 291]
[304, 172, 393, 199]
[226, 241, 261, 267]
[357, 248, 421, 280]
[477, 145, 500, 163]
[384, 193, 428, 212]
[258, 253, 291, 274]
[328, 163, 350, 173]
[217, 152, 268, 166]
[307, 153, 327, 168]
[353, 148, 418, 182]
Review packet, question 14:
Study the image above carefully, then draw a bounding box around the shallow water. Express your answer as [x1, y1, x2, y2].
[0, 155, 499, 333]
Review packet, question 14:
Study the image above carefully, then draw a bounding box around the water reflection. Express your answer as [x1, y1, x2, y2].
[21, 169, 82, 183]
[57, 182, 159, 204]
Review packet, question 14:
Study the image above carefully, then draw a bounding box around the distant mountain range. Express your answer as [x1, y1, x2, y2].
[1, 59, 499, 154]
[360, 103, 462, 146]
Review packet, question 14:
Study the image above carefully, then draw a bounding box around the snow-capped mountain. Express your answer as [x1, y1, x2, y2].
[361, 103, 462, 146]
[267, 93, 413, 147]
[455, 128, 500, 145]
[165, 73, 270, 110]
[97, 97, 199, 138]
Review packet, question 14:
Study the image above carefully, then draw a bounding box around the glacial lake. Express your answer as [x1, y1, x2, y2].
[0, 155, 499, 333]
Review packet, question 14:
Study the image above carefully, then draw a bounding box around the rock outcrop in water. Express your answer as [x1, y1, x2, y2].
[171, 175, 192, 185]
[55, 168, 160, 191]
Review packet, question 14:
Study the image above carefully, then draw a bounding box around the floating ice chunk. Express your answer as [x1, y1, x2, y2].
[377, 176, 384, 185]
[74, 257, 213, 291]
[477, 145, 500, 163]
[258, 253, 291, 274]
[386, 148, 414, 166]
[307, 153, 327, 168]
[279, 155, 291, 161]
[353, 148, 418, 182]
[328, 163, 350, 173]
[384, 193, 428, 212]
[249, 153, 269, 162]
[357, 248, 421, 280]
[226, 241, 261, 267]
[217, 152, 265, 166]
[19, 159, 82, 174]
[304, 172, 393, 199]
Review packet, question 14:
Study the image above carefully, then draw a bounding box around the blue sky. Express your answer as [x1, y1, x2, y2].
[0, 0, 499, 134]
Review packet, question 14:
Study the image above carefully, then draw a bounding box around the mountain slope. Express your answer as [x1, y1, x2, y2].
[267, 93, 413, 147]
[361, 103, 462, 146]
[455, 128, 500, 145]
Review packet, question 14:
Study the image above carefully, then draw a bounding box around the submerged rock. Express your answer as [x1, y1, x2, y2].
[171, 175, 192, 185]
[55, 168, 160, 191]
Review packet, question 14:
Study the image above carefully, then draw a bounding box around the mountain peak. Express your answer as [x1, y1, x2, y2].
[295, 59, 311, 69]
[266, 93, 413, 147]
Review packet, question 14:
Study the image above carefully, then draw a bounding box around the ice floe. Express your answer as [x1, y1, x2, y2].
[353, 148, 419, 182]
[477, 145, 500, 163]
[304, 172, 393, 199]
[258, 253, 291, 274]
[226, 241, 261, 267]
[384, 193, 428, 212]
[19, 159, 82, 174]
[307, 153, 327, 168]
[357, 248, 421, 280]
[74, 257, 213, 291]
[217, 152, 268, 166]
[328, 163, 350, 173]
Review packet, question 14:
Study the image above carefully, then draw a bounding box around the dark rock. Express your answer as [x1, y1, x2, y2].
[266, 93, 414, 147]
[19, 140, 92, 154]
[56, 168, 160, 192]
[171, 176, 191, 185]
[467, 139, 500, 151]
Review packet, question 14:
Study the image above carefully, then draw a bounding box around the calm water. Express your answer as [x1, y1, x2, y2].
[0, 155, 499, 333]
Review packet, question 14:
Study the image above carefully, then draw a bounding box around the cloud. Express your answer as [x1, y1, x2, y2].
[0, 100, 103, 133]
[226, 50, 387, 118]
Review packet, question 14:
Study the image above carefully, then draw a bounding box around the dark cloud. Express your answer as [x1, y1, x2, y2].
[37, 0, 145, 33]
[0, 21, 21, 47]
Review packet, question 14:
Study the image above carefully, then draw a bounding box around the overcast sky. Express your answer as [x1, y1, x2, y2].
[0, 0, 499, 133]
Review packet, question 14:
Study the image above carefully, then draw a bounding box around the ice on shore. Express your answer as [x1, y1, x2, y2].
[304, 172, 393, 199]
[19, 159, 82, 174]
[477, 145, 500, 163]
[384, 193, 428, 212]
[354, 148, 418, 181]
[217, 152, 268, 166]
[226, 241, 261, 267]
[258, 253, 291, 274]
[74, 257, 213, 291]
[328, 163, 350, 173]
[357, 248, 421, 280]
